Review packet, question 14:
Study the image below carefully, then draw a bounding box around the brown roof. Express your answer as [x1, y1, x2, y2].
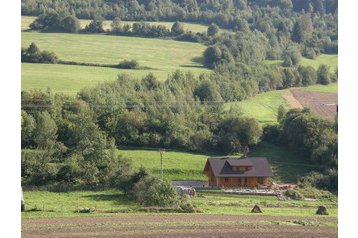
[204, 157, 273, 178]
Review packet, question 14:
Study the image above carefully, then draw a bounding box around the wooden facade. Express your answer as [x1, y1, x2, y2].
[203, 157, 273, 188]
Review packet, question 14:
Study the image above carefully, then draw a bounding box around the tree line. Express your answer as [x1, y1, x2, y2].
[264, 107, 337, 192]
[24, 0, 338, 63]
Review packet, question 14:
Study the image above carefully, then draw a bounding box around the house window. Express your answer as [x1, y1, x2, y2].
[224, 178, 229, 182]
[237, 178, 242, 183]
[257, 177, 264, 184]
[244, 178, 248, 184]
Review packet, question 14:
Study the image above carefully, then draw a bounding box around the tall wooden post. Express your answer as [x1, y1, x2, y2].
[159, 149, 165, 180]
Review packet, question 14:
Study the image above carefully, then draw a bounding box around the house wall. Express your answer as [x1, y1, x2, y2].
[209, 176, 270, 188]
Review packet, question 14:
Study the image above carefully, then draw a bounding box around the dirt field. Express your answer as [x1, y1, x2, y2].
[289, 89, 338, 121]
[22, 214, 337, 238]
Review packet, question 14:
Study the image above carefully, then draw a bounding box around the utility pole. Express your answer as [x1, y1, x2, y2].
[159, 149, 165, 180]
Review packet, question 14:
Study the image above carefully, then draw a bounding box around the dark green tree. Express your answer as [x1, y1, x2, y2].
[292, 15, 313, 43]
[84, 19, 105, 33]
[33, 111, 58, 149]
[171, 21, 185, 36]
[207, 23, 219, 37]
[317, 65, 330, 85]
[61, 15, 81, 33]
[203, 46, 222, 68]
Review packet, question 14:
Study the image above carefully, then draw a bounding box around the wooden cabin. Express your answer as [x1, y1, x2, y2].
[203, 157, 273, 188]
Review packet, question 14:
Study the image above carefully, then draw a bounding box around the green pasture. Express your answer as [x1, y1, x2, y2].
[192, 190, 337, 217]
[298, 82, 338, 94]
[21, 190, 138, 218]
[265, 54, 338, 72]
[21, 32, 208, 69]
[225, 90, 290, 124]
[21, 31, 210, 93]
[300, 54, 338, 72]
[22, 15, 210, 33]
[118, 149, 213, 181]
[22, 63, 177, 95]
[22, 189, 337, 219]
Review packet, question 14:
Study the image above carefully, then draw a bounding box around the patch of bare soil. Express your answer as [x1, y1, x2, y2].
[289, 89, 338, 121]
[22, 214, 337, 238]
[282, 90, 303, 109]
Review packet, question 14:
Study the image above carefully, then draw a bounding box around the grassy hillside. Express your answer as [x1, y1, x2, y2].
[21, 31, 210, 93]
[225, 90, 290, 124]
[22, 16, 210, 33]
[22, 63, 122, 95]
[118, 149, 213, 181]
[265, 54, 338, 72]
[300, 54, 338, 71]
[22, 32, 207, 68]
[298, 82, 338, 94]
[22, 63, 175, 95]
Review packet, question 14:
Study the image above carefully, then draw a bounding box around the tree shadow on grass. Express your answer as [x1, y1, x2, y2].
[191, 56, 205, 64]
[82, 193, 134, 206]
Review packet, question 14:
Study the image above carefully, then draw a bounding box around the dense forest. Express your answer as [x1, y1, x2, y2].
[23, 0, 338, 60]
[21, 0, 338, 193]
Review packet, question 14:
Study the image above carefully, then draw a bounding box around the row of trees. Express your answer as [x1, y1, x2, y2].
[22, 0, 338, 24]
[23, 0, 338, 57]
[28, 13, 218, 44]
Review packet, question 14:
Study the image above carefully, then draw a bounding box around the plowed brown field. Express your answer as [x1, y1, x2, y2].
[22, 214, 337, 238]
[289, 89, 338, 121]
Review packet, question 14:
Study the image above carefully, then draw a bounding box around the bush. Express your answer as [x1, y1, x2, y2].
[132, 176, 178, 207]
[284, 189, 304, 200]
[21, 43, 58, 64]
[317, 65, 331, 85]
[117, 60, 140, 69]
[84, 20, 105, 33]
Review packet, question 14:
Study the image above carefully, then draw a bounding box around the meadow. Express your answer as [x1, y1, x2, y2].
[21, 30, 210, 93]
[22, 189, 337, 219]
[22, 63, 176, 95]
[225, 90, 290, 124]
[265, 54, 338, 73]
[118, 149, 213, 181]
[297, 82, 338, 94]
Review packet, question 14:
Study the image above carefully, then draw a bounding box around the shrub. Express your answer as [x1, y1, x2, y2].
[117, 60, 140, 69]
[132, 176, 178, 207]
[317, 65, 331, 85]
[284, 189, 304, 200]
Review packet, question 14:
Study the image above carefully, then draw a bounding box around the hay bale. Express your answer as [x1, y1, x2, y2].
[251, 205, 262, 213]
[316, 206, 328, 215]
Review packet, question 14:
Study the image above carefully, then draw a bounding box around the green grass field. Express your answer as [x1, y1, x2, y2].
[22, 15, 210, 33]
[300, 54, 338, 72]
[265, 54, 338, 73]
[21, 31, 210, 93]
[298, 82, 338, 94]
[225, 90, 290, 124]
[22, 189, 337, 219]
[22, 32, 208, 68]
[118, 149, 213, 181]
[22, 63, 176, 95]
